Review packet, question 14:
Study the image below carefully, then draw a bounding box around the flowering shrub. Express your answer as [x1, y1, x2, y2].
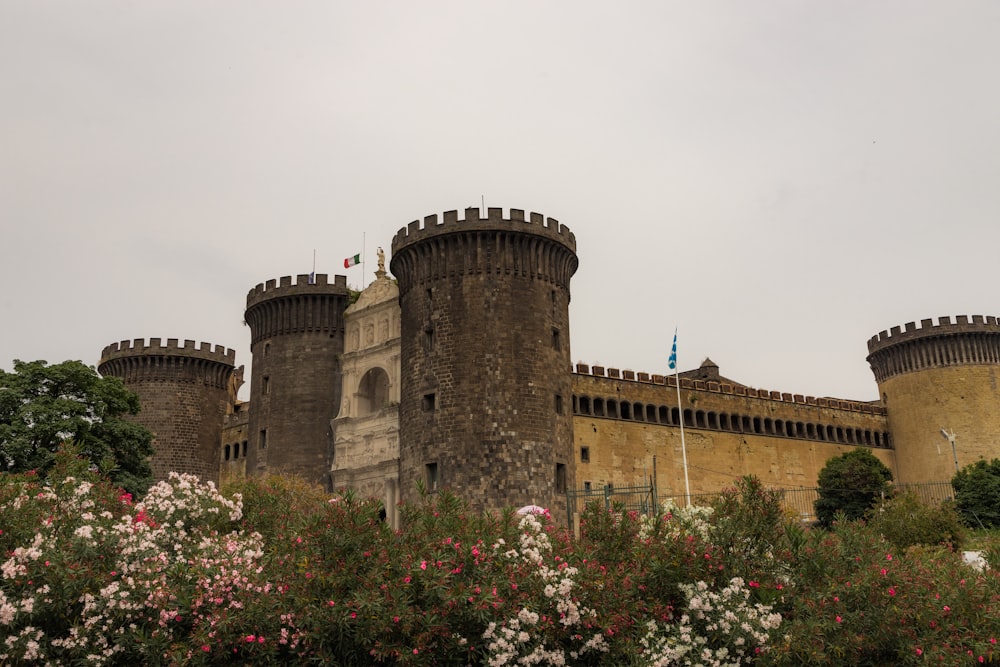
[9, 458, 992, 666]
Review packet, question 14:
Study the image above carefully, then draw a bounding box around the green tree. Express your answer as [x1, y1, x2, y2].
[0, 359, 154, 495]
[951, 458, 1000, 528]
[814, 448, 893, 527]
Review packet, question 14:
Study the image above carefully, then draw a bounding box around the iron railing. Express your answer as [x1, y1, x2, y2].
[567, 480, 958, 530]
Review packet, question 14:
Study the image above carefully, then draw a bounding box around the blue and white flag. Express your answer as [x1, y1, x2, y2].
[668, 329, 678, 371]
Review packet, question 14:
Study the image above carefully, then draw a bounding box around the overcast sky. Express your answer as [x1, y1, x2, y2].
[2, 2, 998, 403]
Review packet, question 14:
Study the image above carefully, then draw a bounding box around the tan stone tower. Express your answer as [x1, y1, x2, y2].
[390, 207, 579, 518]
[98, 338, 236, 485]
[867, 315, 1000, 483]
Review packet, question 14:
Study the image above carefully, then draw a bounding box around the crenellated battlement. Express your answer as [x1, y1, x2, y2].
[246, 273, 349, 309]
[100, 337, 235, 365]
[391, 207, 576, 254]
[867, 315, 1000, 353]
[572, 363, 884, 415]
[867, 315, 1000, 383]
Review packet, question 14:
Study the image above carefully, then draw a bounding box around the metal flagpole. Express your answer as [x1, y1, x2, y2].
[670, 328, 692, 506]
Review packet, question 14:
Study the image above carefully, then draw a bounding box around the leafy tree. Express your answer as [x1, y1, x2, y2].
[951, 458, 1000, 528]
[814, 448, 893, 527]
[0, 359, 154, 495]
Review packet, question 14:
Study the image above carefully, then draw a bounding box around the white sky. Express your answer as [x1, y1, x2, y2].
[2, 2, 998, 403]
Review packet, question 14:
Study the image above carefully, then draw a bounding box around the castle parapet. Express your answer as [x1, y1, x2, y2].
[573, 364, 883, 415]
[391, 207, 576, 254]
[246, 273, 349, 309]
[867, 315, 1000, 383]
[98, 338, 235, 390]
[100, 337, 235, 365]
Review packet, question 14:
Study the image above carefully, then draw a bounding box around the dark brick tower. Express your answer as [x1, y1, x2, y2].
[243, 273, 350, 484]
[98, 338, 235, 485]
[390, 207, 579, 518]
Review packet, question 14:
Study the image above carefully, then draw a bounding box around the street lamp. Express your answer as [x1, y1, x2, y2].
[939, 429, 959, 473]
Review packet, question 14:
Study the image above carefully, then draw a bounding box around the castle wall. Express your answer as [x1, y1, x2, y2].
[244, 273, 350, 485]
[98, 338, 235, 485]
[220, 403, 249, 485]
[391, 208, 578, 518]
[572, 367, 895, 495]
[868, 315, 1000, 483]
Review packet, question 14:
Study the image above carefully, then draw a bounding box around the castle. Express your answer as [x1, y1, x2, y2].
[97, 207, 1000, 524]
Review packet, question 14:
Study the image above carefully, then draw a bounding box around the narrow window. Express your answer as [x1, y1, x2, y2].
[555, 463, 567, 494]
[242, 440, 248, 457]
[426, 462, 439, 491]
[583, 481, 592, 491]
[555, 394, 564, 415]
[224, 444, 231, 461]
[422, 393, 436, 412]
[552, 328, 561, 351]
[261, 376, 270, 395]
[580, 446, 590, 463]
[259, 429, 267, 449]
[424, 327, 434, 351]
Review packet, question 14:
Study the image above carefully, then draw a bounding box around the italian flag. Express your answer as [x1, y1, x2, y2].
[343, 253, 361, 268]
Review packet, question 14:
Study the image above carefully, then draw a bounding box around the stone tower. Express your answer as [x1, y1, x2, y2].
[98, 337, 236, 485]
[390, 207, 579, 517]
[243, 273, 350, 484]
[867, 315, 1000, 483]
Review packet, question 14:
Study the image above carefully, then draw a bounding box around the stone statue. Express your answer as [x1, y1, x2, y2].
[226, 365, 245, 413]
[377, 247, 385, 272]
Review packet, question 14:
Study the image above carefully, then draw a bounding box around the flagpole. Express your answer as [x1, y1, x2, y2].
[362, 233, 366, 287]
[670, 328, 692, 507]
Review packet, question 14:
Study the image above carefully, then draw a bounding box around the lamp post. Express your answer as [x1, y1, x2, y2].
[939, 429, 959, 473]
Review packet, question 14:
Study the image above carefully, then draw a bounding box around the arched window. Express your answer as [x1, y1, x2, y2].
[357, 367, 390, 415]
[224, 444, 231, 461]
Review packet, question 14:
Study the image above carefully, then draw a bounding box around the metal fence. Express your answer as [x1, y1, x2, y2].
[567, 480, 958, 530]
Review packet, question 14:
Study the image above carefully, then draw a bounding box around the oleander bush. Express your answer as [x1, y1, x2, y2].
[865, 490, 966, 551]
[2, 448, 999, 666]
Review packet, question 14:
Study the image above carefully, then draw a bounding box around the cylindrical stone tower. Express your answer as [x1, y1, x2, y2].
[390, 207, 579, 518]
[243, 273, 351, 484]
[867, 315, 1000, 483]
[98, 337, 236, 485]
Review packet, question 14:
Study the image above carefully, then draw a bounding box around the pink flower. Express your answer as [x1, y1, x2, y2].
[350, 612, 357, 619]
[393, 616, 400, 623]
[328, 600, 335, 606]
[420, 561, 427, 570]
[748, 581, 760, 588]
[880, 568, 887, 576]
[888, 588, 896, 596]
[201, 645, 210, 652]
[836, 616, 842, 623]
[916, 648, 923, 656]
[245, 635, 256, 643]
[403, 576, 411, 584]
[886, 553, 893, 561]
[413, 649, 419, 654]
[258, 637, 264, 644]
[943, 606, 951, 612]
